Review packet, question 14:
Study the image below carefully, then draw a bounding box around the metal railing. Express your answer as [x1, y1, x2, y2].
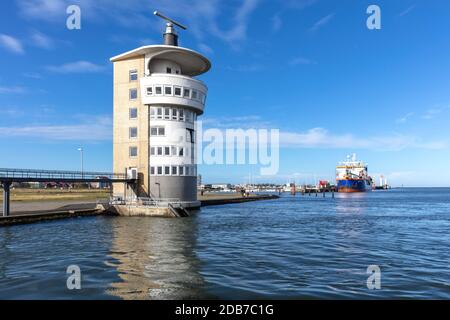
[109, 196, 191, 208]
[0, 168, 130, 182]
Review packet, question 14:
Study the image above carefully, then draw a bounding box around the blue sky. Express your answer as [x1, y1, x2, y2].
[0, 0, 449, 186]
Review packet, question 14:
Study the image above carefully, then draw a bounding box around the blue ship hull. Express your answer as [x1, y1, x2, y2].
[337, 179, 371, 193]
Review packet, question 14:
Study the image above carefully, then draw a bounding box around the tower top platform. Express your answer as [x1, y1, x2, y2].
[110, 45, 211, 77]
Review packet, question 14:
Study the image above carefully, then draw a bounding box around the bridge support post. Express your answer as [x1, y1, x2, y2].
[2, 181, 11, 217]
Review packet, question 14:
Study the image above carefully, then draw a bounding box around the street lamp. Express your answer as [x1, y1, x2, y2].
[77, 147, 84, 178]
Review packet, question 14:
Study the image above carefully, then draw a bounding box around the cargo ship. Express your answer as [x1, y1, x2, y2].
[336, 154, 372, 193]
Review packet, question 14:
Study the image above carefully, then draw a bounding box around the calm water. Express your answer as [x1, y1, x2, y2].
[0, 188, 449, 299]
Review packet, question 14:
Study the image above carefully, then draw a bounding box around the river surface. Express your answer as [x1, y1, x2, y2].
[0, 188, 449, 299]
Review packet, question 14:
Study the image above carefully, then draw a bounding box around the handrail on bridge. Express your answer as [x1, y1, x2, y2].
[0, 168, 129, 181]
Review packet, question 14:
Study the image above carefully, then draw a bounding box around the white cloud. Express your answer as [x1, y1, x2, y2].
[23, 72, 43, 79]
[17, 0, 260, 46]
[225, 64, 264, 72]
[309, 13, 335, 32]
[399, 4, 417, 17]
[198, 43, 214, 55]
[283, 0, 318, 9]
[0, 107, 25, 117]
[272, 13, 282, 32]
[202, 116, 447, 151]
[289, 56, 316, 65]
[30, 30, 54, 49]
[17, 0, 69, 21]
[0, 115, 112, 141]
[0, 34, 25, 54]
[0, 86, 26, 94]
[271, 0, 317, 33]
[422, 106, 449, 120]
[396, 112, 415, 124]
[280, 127, 447, 151]
[46, 61, 106, 73]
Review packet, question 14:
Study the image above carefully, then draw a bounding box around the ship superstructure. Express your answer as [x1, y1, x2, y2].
[336, 154, 372, 193]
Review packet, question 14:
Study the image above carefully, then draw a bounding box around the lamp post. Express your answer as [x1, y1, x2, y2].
[77, 147, 84, 178]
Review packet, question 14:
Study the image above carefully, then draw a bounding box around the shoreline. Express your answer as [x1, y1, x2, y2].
[0, 193, 280, 227]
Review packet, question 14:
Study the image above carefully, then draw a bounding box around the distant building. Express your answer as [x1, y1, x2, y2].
[90, 176, 112, 189]
[211, 184, 232, 190]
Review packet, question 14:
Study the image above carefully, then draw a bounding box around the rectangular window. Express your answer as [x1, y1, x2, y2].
[171, 166, 177, 175]
[129, 89, 138, 100]
[179, 166, 184, 176]
[183, 88, 190, 98]
[164, 86, 172, 95]
[150, 126, 165, 136]
[146, 87, 153, 95]
[164, 146, 170, 156]
[171, 146, 177, 156]
[164, 166, 170, 175]
[129, 146, 138, 157]
[185, 166, 190, 176]
[155, 86, 162, 95]
[172, 108, 178, 120]
[150, 167, 155, 175]
[174, 86, 182, 96]
[166, 67, 172, 74]
[157, 166, 163, 175]
[129, 70, 138, 81]
[179, 109, 185, 121]
[129, 127, 138, 139]
[150, 107, 156, 120]
[179, 147, 184, 157]
[129, 108, 138, 119]
[186, 129, 195, 143]
[150, 147, 155, 156]
[191, 90, 198, 100]
[157, 107, 163, 119]
[164, 108, 170, 120]
[157, 147, 163, 156]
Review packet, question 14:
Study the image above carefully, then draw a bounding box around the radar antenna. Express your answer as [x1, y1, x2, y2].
[153, 11, 187, 46]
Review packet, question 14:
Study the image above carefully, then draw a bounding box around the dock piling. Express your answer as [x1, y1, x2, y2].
[2, 181, 11, 217]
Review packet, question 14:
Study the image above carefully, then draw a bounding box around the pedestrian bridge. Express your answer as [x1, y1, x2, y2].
[0, 168, 136, 217]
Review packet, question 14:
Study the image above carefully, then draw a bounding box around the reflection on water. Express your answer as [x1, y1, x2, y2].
[106, 212, 210, 299]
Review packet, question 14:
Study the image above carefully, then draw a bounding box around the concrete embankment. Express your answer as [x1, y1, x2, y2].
[0, 194, 279, 226]
[0, 207, 103, 227]
[200, 194, 279, 207]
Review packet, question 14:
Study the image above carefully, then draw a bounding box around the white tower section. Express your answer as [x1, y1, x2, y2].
[110, 16, 211, 208]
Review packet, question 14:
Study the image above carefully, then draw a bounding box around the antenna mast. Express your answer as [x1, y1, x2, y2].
[153, 11, 187, 46]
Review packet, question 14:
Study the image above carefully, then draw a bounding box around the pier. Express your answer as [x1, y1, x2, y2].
[0, 193, 279, 226]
